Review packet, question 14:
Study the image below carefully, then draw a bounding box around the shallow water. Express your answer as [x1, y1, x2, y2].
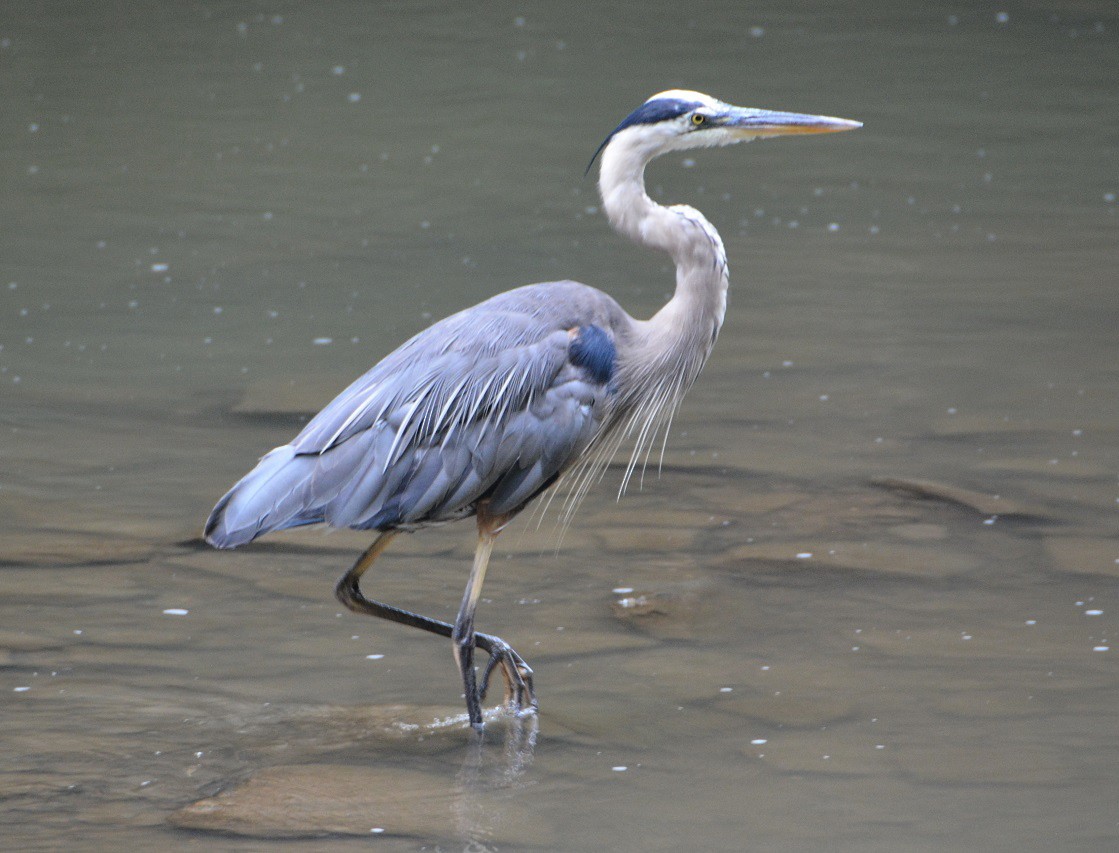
[2, 2, 1117, 850]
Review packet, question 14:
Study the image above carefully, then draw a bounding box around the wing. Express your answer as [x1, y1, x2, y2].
[205, 281, 630, 548]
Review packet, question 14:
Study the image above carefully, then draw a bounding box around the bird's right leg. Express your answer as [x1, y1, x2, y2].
[452, 512, 537, 731]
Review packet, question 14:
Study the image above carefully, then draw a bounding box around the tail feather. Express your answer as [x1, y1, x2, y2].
[204, 446, 322, 549]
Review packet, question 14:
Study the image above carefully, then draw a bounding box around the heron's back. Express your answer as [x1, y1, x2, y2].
[204, 281, 631, 548]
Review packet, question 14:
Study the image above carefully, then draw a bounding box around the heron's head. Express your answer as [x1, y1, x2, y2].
[588, 89, 861, 173]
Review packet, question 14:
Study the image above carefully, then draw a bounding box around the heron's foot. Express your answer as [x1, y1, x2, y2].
[476, 632, 537, 718]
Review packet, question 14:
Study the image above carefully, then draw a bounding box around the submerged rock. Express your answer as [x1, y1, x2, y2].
[871, 477, 1045, 520]
[715, 691, 855, 729]
[168, 761, 549, 843]
[717, 540, 980, 579]
[610, 583, 714, 640]
[0, 530, 156, 568]
[1043, 537, 1119, 578]
[230, 375, 334, 416]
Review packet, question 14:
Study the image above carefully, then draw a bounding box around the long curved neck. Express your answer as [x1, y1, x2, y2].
[598, 135, 729, 351]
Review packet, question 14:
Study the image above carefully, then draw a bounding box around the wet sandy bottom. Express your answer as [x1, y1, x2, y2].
[3, 405, 1116, 850]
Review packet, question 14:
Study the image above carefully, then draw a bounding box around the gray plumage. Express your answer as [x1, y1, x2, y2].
[203, 89, 860, 731]
[206, 281, 631, 546]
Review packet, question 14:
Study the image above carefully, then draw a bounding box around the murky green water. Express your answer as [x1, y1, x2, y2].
[3, 2, 1117, 850]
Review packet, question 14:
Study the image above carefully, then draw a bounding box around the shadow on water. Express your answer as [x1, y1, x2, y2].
[3, 1, 1118, 850]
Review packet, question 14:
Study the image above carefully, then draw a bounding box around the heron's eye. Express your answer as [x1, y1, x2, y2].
[691, 113, 707, 127]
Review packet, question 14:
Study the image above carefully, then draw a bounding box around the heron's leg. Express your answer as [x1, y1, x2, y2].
[335, 531, 456, 639]
[452, 512, 537, 731]
[336, 526, 535, 730]
[477, 633, 535, 710]
[452, 529, 495, 731]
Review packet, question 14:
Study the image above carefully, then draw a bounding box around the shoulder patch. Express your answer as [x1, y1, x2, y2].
[568, 324, 616, 386]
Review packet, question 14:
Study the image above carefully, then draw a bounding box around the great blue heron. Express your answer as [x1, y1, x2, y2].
[205, 90, 860, 731]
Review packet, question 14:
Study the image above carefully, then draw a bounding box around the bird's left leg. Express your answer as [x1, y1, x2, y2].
[452, 508, 537, 732]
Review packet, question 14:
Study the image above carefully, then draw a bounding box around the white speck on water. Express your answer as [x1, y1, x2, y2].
[751, 738, 768, 745]
[73, 629, 82, 635]
[961, 633, 972, 641]
[612, 766, 627, 772]
[750, 26, 765, 37]
[370, 827, 385, 834]
[819, 394, 829, 401]
[996, 11, 1010, 24]
[348, 92, 361, 103]
[1104, 192, 1115, 203]
[827, 222, 840, 232]
[261, 211, 273, 221]
[720, 687, 733, 693]
[983, 516, 997, 525]
[14, 686, 30, 693]
[162, 608, 189, 616]
[612, 586, 634, 594]
[681, 158, 696, 169]
[1026, 619, 1037, 625]
[312, 337, 333, 345]
[365, 654, 385, 660]
[876, 744, 886, 749]
[212, 306, 223, 315]
[796, 552, 813, 559]
[150, 262, 168, 272]
[1085, 609, 1103, 616]
[947, 14, 959, 25]
[1076, 601, 1085, 607]
[1093, 645, 1109, 652]
[332, 65, 345, 75]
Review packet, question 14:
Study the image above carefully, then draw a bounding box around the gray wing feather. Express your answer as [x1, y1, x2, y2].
[205, 281, 628, 548]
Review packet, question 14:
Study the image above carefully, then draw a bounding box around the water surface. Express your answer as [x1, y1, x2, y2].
[2, 2, 1117, 850]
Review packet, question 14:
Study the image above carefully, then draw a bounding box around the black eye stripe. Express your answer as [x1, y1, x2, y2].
[586, 97, 707, 174]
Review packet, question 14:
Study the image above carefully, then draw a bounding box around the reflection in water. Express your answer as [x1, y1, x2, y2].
[2, 1, 1117, 850]
[454, 715, 539, 849]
